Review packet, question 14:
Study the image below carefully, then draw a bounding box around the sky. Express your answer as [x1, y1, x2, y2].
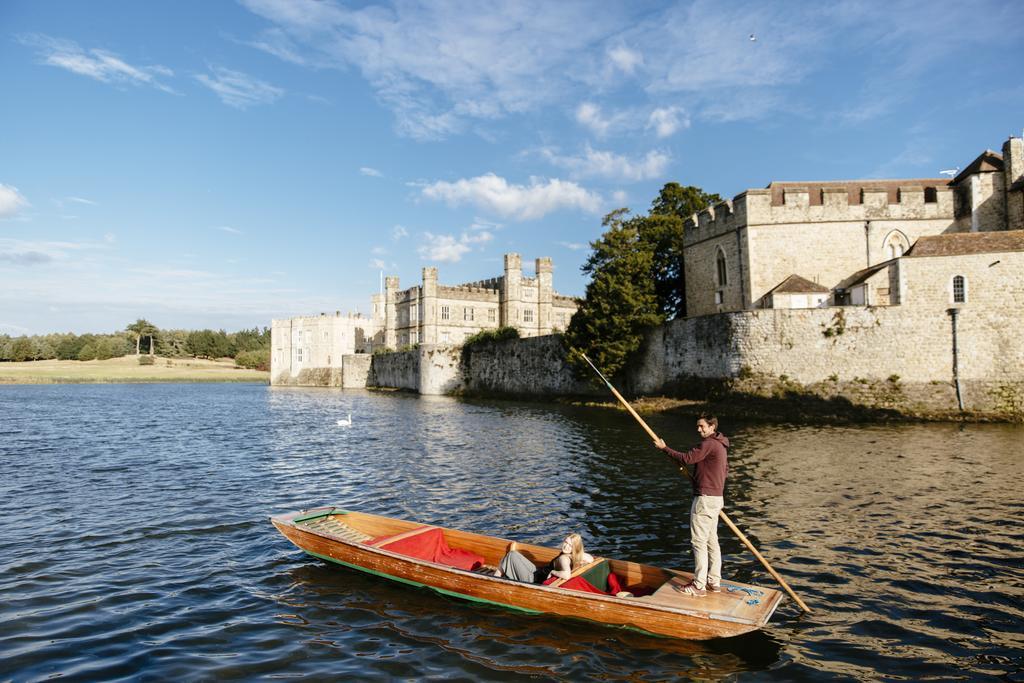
[1, 0, 1022, 336]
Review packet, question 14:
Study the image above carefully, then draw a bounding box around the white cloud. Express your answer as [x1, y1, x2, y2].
[237, 0, 1019, 136]
[557, 241, 586, 251]
[541, 146, 670, 182]
[0, 184, 30, 218]
[0, 238, 104, 267]
[195, 66, 284, 109]
[64, 196, 97, 206]
[647, 107, 688, 138]
[19, 33, 176, 93]
[420, 173, 602, 220]
[391, 225, 409, 241]
[607, 45, 643, 75]
[360, 166, 383, 177]
[371, 246, 387, 255]
[238, 0, 629, 139]
[575, 102, 624, 138]
[418, 229, 493, 263]
[369, 258, 387, 269]
[216, 225, 243, 235]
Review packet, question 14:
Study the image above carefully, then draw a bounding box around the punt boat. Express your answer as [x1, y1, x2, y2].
[271, 506, 784, 640]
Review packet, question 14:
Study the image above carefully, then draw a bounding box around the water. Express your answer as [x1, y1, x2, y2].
[1, 384, 1022, 681]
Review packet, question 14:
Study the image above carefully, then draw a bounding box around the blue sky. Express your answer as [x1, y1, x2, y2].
[1, 0, 1022, 335]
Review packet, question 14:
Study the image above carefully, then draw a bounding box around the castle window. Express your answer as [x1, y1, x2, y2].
[464, 307, 474, 321]
[488, 308, 496, 322]
[442, 331, 450, 344]
[441, 305, 450, 321]
[715, 291, 724, 305]
[883, 231, 909, 259]
[952, 275, 967, 303]
[296, 348, 303, 362]
[716, 248, 728, 287]
[924, 187, 938, 203]
[523, 308, 534, 323]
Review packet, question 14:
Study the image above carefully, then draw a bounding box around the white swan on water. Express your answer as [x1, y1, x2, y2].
[336, 414, 352, 427]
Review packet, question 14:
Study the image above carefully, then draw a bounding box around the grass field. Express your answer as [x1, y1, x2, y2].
[0, 355, 269, 384]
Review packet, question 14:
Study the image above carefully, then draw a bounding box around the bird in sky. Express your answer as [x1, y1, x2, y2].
[749, 34, 757, 42]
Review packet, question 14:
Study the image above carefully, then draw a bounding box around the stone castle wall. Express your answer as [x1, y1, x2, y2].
[683, 185, 959, 317]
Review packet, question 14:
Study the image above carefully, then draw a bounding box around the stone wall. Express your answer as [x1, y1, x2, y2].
[367, 349, 419, 390]
[636, 302, 1023, 416]
[460, 334, 597, 397]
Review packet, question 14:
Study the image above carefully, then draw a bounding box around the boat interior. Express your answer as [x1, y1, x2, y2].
[290, 508, 706, 601]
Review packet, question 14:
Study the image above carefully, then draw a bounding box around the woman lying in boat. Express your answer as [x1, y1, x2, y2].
[494, 533, 594, 584]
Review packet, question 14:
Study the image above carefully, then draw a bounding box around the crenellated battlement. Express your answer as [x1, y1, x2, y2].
[684, 180, 954, 244]
[438, 284, 501, 298]
[455, 276, 503, 290]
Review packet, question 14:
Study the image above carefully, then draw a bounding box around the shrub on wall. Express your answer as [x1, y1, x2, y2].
[138, 355, 156, 366]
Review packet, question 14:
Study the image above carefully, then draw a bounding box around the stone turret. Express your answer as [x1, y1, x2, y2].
[535, 257, 553, 335]
[421, 266, 438, 344]
[384, 275, 399, 350]
[501, 253, 522, 327]
[1004, 136, 1024, 231]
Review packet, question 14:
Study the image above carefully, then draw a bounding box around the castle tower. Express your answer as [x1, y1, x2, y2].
[420, 266, 438, 344]
[500, 253, 522, 329]
[384, 275, 399, 350]
[536, 257, 553, 335]
[1004, 136, 1024, 231]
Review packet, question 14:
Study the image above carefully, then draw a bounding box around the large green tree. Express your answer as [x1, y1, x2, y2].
[563, 183, 721, 382]
[643, 182, 721, 319]
[564, 209, 663, 382]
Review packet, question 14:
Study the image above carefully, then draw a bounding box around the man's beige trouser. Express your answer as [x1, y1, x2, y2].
[689, 495, 724, 589]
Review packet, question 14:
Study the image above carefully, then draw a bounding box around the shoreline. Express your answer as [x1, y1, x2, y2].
[0, 356, 270, 385]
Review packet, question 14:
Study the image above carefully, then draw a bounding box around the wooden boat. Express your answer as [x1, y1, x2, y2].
[270, 506, 784, 640]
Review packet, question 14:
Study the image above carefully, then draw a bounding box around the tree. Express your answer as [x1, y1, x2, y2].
[646, 183, 721, 319]
[564, 209, 664, 382]
[650, 182, 721, 221]
[126, 319, 157, 356]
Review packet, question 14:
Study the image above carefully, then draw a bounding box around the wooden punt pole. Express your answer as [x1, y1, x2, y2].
[578, 353, 812, 614]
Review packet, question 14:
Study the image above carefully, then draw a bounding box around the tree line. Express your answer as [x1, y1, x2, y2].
[0, 320, 272, 370]
[564, 182, 721, 383]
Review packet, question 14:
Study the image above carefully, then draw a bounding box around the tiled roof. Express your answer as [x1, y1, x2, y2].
[952, 150, 1004, 184]
[768, 274, 830, 294]
[837, 261, 892, 290]
[907, 230, 1024, 257]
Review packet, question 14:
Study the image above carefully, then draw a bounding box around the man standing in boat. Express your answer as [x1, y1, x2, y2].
[653, 414, 729, 597]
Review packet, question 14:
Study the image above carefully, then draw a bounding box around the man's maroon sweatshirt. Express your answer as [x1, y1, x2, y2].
[661, 433, 730, 496]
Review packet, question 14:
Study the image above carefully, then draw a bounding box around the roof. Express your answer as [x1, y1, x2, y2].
[767, 274, 830, 294]
[952, 150, 1004, 184]
[765, 179, 950, 206]
[836, 261, 893, 290]
[907, 230, 1024, 257]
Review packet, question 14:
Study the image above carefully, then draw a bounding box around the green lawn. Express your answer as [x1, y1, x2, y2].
[0, 356, 269, 383]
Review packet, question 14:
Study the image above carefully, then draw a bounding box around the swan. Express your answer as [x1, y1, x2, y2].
[336, 414, 352, 427]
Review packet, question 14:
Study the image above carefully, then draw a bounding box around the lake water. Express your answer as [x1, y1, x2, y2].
[1, 383, 1022, 680]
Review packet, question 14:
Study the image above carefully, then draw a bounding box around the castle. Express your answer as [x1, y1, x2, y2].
[369, 253, 578, 349]
[271, 254, 578, 384]
[682, 136, 1024, 316]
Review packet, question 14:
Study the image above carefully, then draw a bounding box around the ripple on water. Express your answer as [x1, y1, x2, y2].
[1, 385, 1023, 679]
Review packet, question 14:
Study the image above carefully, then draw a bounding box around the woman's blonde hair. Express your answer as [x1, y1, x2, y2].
[565, 533, 585, 569]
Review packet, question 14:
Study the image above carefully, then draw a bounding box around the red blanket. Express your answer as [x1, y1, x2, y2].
[371, 527, 484, 571]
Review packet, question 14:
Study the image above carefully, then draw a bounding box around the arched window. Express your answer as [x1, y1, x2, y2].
[883, 230, 909, 259]
[716, 248, 728, 287]
[952, 275, 967, 303]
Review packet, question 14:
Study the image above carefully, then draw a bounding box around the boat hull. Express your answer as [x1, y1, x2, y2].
[271, 508, 783, 641]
